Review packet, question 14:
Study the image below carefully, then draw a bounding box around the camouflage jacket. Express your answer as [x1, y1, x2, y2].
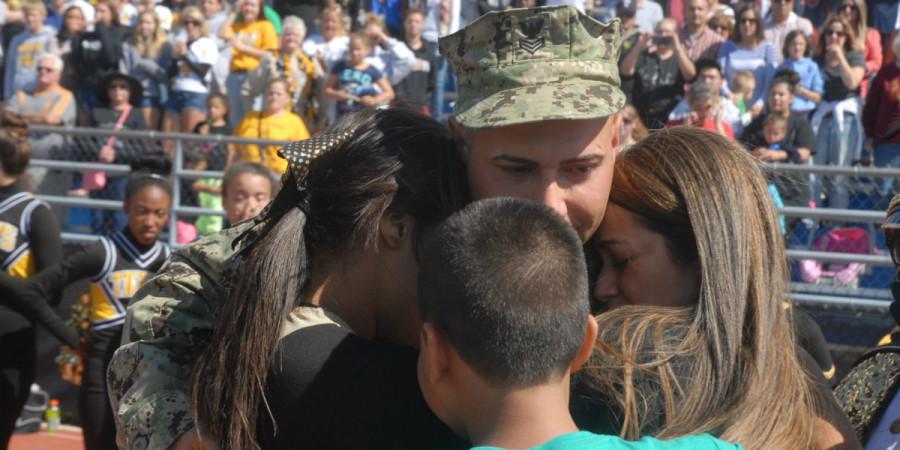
[107, 221, 260, 450]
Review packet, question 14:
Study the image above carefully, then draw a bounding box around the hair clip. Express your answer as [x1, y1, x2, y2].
[278, 130, 355, 190]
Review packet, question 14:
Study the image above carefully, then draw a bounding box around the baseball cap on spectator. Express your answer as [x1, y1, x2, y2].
[439, 5, 625, 129]
[97, 73, 144, 107]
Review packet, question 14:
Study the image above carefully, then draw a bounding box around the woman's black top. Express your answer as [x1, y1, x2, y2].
[68, 22, 131, 93]
[258, 309, 467, 450]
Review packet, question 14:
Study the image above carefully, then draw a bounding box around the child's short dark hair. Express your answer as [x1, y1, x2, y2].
[417, 197, 589, 387]
[222, 161, 278, 198]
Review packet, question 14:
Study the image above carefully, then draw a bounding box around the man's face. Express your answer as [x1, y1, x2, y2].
[404, 12, 423, 38]
[36, 58, 60, 88]
[690, 97, 715, 122]
[685, 0, 708, 28]
[698, 67, 723, 92]
[771, 0, 792, 21]
[461, 117, 619, 242]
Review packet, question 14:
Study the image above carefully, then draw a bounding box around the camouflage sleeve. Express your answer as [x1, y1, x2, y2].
[106, 222, 258, 450]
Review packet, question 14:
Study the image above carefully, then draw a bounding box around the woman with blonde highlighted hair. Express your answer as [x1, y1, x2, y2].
[579, 126, 861, 450]
[122, 10, 173, 128]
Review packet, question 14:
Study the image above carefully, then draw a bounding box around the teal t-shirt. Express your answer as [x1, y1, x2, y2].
[470, 432, 743, 450]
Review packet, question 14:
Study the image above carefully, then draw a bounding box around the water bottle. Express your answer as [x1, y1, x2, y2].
[45, 399, 61, 433]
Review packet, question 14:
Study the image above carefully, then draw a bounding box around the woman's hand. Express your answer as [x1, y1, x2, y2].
[826, 43, 845, 63]
[98, 144, 115, 163]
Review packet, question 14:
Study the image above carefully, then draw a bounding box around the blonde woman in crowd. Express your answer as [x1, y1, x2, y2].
[122, 10, 173, 129]
[837, 0, 882, 97]
[578, 127, 861, 450]
[220, 0, 279, 126]
[163, 7, 219, 135]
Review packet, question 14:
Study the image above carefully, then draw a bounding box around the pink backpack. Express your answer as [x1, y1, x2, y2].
[799, 227, 872, 287]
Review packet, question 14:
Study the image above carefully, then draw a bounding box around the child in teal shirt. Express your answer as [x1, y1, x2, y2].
[416, 198, 744, 450]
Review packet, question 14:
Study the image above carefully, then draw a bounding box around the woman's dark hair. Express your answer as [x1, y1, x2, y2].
[221, 161, 278, 198]
[733, 2, 764, 45]
[782, 29, 811, 59]
[191, 108, 471, 450]
[0, 130, 31, 177]
[124, 151, 173, 202]
[771, 68, 800, 94]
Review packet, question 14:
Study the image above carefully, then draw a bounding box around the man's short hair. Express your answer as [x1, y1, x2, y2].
[695, 59, 723, 78]
[417, 197, 589, 387]
[688, 81, 716, 102]
[37, 53, 64, 72]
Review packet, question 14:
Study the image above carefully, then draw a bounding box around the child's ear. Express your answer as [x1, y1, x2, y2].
[420, 323, 451, 386]
[570, 315, 598, 373]
[378, 212, 413, 249]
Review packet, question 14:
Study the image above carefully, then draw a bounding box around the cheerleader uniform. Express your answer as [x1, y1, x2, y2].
[23, 228, 169, 450]
[0, 182, 61, 448]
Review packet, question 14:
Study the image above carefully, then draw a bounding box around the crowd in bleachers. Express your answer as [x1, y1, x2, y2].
[0, 0, 897, 234]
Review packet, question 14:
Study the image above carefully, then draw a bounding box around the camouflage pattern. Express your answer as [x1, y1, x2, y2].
[106, 221, 262, 450]
[439, 5, 625, 129]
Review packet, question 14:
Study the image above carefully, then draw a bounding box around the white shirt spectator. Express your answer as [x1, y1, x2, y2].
[764, 11, 813, 64]
[303, 34, 350, 72]
[172, 36, 218, 94]
[366, 38, 416, 86]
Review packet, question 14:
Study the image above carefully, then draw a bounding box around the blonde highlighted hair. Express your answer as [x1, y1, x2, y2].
[583, 127, 819, 450]
[134, 10, 168, 58]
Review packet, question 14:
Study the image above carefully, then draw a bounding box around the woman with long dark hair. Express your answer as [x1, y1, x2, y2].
[109, 108, 470, 450]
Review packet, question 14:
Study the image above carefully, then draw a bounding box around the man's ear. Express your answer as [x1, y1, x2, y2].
[379, 212, 413, 249]
[570, 315, 598, 373]
[447, 117, 470, 163]
[420, 323, 451, 386]
[608, 112, 622, 151]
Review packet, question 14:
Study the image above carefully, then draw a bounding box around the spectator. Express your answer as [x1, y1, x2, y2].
[810, 15, 865, 209]
[370, 0, 404, 38]
[274, 16, 318, 123]
[136, 0, 174, 31]
[740, 70, 815, 166]
[79, 73, 149, 235]
[193, 92, 232, 171]
[616, 103, 649, 152]
[220, 161, 277, 226]
[62, 0, 95, 27]
[56, 5, 85, 61]
[302, 6, 350, 73]
[666, 81, 734, 137]
[325, 33, 395, 119]
[3, 1, 58, 101]
[202, 0, 229, 39]
[668, 59, 744, 134]
[617, 2, 640, 105]
[163, 7, 218, 135]
[729, 70, 755, 115]
[69, 0, 130, 122]
[361, 13, 416, 87]
[121, 10, 173, 130]
[863, 33, 900, 209]
[680, 0, 723, 61]
[777, 31, 823, 116]
[629, 0, 664, 33]
[868, 0, 899, 47]
[707, 12, 733, 41]
[394, 9, 436, 114]
[220, 0, 279, 127]
[717, 3, 777, 107]
[229, 78, 309, 174]
[762, 0, 813, 64]
[2, 53, 75, 218]
[620, 18, 696, 127]
[838, 0, 882, 98]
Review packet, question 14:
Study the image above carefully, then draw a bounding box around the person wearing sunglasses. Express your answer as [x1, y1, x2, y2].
[717, 3, 777, 108]
[163, 6, 219, 135]
[838, 0, 883, 98]
[762, 0, 814, 65]
[2, 53, 76, 224]
[833, 194, 900, 449]
[808, 15, 865, 210]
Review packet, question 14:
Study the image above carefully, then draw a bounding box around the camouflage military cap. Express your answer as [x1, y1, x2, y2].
[439, 5, 624, 129]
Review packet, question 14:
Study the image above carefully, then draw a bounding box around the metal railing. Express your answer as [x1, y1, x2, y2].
[22, 125, 900, 312]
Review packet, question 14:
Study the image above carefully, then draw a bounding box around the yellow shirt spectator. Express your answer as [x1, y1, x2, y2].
[232, 111, 308, 174]
[227, 19, 278, 72]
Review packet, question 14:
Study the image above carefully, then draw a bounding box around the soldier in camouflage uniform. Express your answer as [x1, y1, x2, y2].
[107, 5, 625, 449]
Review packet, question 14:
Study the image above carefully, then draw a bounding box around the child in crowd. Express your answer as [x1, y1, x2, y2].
[759, 115, 790, 234]
[416, 197, 743, 450]
[324, 32, 394, 119]
[193, 92, 232, 170]
[777, 31, 823, 117]
[221, 161, 277, 226]
[730, 71, 755, 115]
